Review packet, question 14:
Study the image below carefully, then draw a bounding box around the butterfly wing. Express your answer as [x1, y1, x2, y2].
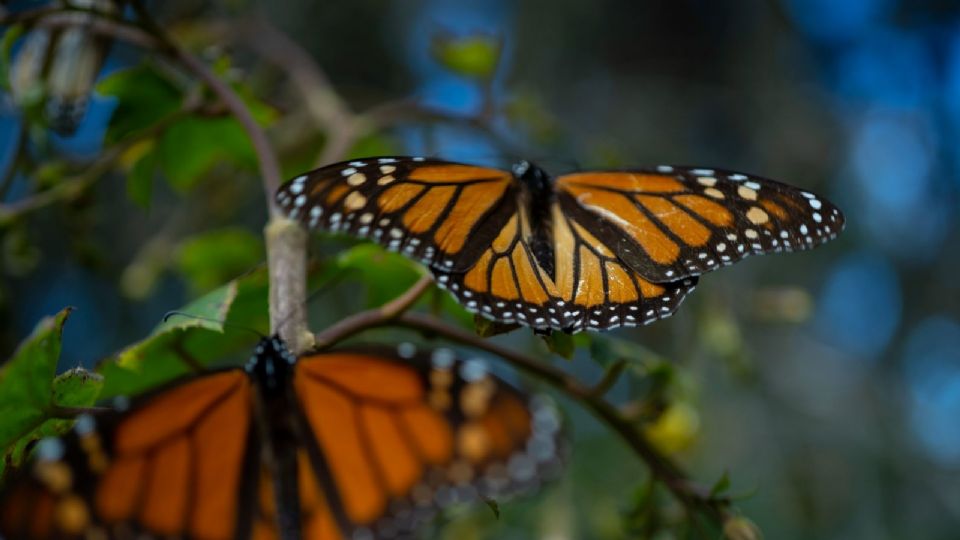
[0, 370, 259, 540]
[556, 167, 845, 282]
[292, 346, 563, 538]
[431, 201, 699, 332]
[276, 157, 517, 271]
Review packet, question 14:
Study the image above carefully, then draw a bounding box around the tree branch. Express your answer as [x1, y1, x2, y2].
[312, 276, 434, 349]
[265, 217, 311, 353]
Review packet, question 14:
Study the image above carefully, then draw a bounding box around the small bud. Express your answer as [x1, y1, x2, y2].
[431, 33, 502, 80]
[723, 516, 762, 540]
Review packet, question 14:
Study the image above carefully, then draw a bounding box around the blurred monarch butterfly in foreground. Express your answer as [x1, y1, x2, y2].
[0, 338, 562, 539]
[276, 158, 845, 332]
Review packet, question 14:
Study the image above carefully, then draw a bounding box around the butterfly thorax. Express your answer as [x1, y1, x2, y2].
[514, 161, 558, 279]
[246, 336, 298, 396]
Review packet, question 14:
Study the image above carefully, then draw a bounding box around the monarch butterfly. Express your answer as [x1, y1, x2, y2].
[0, 338, 561, 539]
[276, 158, 845, 332]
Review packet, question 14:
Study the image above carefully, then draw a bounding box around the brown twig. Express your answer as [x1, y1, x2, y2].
[312, 276, 434, 349]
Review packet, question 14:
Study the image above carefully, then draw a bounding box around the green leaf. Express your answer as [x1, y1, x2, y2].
[0, 367, 103, 478]
[177, 228, 264, 294]
[0, 308, 71, 435]
[482, 496, 501, 519]
[52, 367, 104, 408]
[126, 145, 157, 209]
[710, 470, 731, 498]
[96, 270, 268, 399]
[0, 308, 105, 476]
[158, 116, 256, 191]
[96, 64, 181, 144]
[543, 331, 574, 358]
[431, 34, 502, 80]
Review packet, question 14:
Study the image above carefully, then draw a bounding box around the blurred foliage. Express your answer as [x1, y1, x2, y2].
[96, 64, 182, 144]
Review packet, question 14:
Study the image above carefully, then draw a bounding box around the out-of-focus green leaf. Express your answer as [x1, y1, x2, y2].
[177, 228, 264, 294]
[543, 332, 574, 358]
[0, 308, 104, 476]
[431, 34, 501, 79]
[96, 64, 181, 144]
[158, 116, 256, 191]
[710, 470, 731, 498]
[235, 82, 278, 126]
[482, 497, 500, 519]
[125, 142, 157, 209]
[334, 244, 424, 307]
[96, 270, 266, 399]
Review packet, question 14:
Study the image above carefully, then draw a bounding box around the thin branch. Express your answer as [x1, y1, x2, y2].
[312, 276, 434, 349]
[386, 313, 733, 524]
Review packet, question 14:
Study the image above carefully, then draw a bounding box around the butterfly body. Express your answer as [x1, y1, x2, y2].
[513, 161, 559, 280]
[0, 338, 561, 539]
[277, 157, 844, 332]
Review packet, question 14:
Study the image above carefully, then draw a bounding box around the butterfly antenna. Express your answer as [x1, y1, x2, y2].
[161, 311, 265, 339]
